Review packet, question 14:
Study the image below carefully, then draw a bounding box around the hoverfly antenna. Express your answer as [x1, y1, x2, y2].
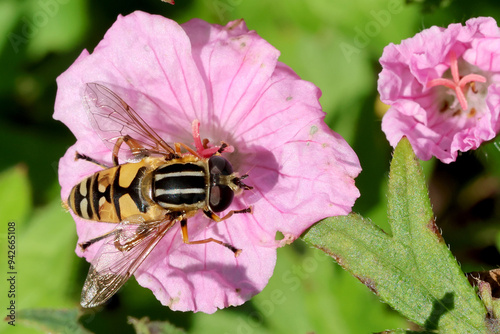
[217, 142, 228, 154]
[216, 142, 234, 155]
[242, 162, 259, 177]
[234, 174, 253, 190]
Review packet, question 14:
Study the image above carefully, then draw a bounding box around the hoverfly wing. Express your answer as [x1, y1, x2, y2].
[80, 218, 176, 308]
[83, 82, 175, 161]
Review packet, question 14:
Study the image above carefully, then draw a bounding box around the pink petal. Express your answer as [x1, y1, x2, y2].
[135, 216, 276, 312]
[182, 19, 281, 137]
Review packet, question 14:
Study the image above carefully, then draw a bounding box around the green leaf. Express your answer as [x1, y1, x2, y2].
[25, 0, 89, 60]
[477, 137, 500, 179]
[17, 199, 78, 308]
[0, 164, 32, 227]
[0, 198, 79, 334]
[0, 0, 20, 56]
[128, 316, 185, 334]
[16, 308, 92, 334]
[303, 138, 488, 332]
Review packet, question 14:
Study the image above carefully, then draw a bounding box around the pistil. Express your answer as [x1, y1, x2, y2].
[427, 52, 486, 111]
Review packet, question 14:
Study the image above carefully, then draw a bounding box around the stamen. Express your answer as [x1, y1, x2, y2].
[427, 52, 486, 111]
[190, 119, 234, 157]
[191, 119, 205, 154]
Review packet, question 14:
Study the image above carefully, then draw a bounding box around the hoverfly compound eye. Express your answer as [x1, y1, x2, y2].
[209, 185, 234, 212]
[209, 156, 233, 175]
[208, 156, 235, 212]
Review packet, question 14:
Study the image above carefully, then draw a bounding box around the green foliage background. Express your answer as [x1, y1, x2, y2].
[2, 0, 500, 333]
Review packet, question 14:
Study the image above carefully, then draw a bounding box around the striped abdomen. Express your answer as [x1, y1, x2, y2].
[67, 162, 151, 223]
[153, 162, 208, 210]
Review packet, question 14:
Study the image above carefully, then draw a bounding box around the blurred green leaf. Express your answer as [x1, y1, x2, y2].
[406, 0, 452, 12]
[0, 164, 32, 226]
[0, 166, 35, 331]
[477, 137, 500, 178]
[24, 0, 89, 60]
[128, 316, 185, 334]
[0, 198, 78, 334]
[17, 198, 78, 308]
[0, 0, 20, 56]
[0, 122, 70, 205]
[303, 138, 488, 332]
[16, 308, 92, 334]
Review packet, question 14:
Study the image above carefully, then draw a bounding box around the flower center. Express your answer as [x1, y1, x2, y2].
[427, 52, 487, 116]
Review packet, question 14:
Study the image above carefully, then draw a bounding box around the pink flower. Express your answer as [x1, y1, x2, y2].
[378, 17, 500, 163]
[54, 11, 361, 313]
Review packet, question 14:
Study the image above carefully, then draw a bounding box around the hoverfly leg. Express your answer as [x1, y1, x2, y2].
[112, 135, 151, 166]
[180, 219, 242, 257]
[204, 207, 253, 222]
[80, 215, 149, 252]
[114, 223, 150, 252]
[174, 142, 201, 158]
[79, 228, 121, 251]
[75, 152, 111, 169]
[114, 236, 135, 252]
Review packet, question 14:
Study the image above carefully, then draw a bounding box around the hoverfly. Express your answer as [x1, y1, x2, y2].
[66, 83, 252, 308]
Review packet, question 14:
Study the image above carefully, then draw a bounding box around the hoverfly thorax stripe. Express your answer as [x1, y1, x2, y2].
[153, 163, 207, 206]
